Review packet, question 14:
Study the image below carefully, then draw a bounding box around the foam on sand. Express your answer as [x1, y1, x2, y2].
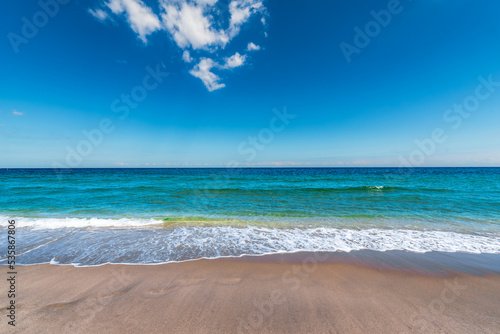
[2, 222, 500, 266]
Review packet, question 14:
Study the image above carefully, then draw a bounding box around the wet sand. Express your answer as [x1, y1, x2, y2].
[2, 251, 500, 333]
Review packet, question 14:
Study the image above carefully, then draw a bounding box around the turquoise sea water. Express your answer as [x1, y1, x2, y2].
[1, 168, 500, 265]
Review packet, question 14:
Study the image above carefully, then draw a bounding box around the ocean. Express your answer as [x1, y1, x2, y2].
[1, 167, 500, 266]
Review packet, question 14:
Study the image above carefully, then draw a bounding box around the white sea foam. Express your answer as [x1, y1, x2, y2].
[157, 226, 500, 255]
[1, 217, 500, 266]
[0, 216, 160, 229]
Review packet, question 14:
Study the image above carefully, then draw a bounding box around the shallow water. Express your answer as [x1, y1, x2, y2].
[1, 168, 499, 265]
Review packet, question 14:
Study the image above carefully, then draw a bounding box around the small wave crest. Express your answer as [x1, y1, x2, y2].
[0, 216, 160, 229]
[180, 186, 449, 195]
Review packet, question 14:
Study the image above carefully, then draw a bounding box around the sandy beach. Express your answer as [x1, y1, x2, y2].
[2, 251, 500, 334]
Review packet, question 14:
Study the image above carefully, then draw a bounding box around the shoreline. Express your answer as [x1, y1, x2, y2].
[2, 251, 500, 333]
[10, 249, 500, 274]
[7, 225, 500, 266]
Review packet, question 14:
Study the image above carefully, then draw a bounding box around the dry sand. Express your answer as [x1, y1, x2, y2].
[2, 252, 500, 333]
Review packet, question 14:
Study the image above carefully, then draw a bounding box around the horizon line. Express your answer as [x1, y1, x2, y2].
[2, 166, 500, 169]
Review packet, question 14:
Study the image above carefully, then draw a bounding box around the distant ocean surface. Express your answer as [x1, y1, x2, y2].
[1, 168, 500, 266]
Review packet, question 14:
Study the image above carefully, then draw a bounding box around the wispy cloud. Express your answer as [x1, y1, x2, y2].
[12, 110, 23, 116]
[182, 50, 193, 63]
[188, 52, 246, 91]
[161, 1, 229, 50]
[88, 8, 110, 22]
[228, 0, 263, 38]
[106, 0, 162, 43]
[189, 58, 225, 92]
[222, 52, 246, 69]
[246, 42, 260, 51]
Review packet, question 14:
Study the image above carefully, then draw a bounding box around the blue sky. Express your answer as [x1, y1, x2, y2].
[1, 0, 500, 167]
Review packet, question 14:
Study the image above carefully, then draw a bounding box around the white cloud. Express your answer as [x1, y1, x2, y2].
[193, 0, 218, 6]
[88, 8, 110, 21]
[222, 52, 246, 68]
[246, 42, 260, 51]
[91, 0, 265, 48]
[106, 0, 161, 42]
[189, 58, 225, 91]
[160, 0, 263, 50]
[12, 110, 23, 116]
[182, 50, 193, 63]
[89, 0, 267, 91]
[161, 1, 228, 49]
[189, 53, 246, 91]
[228, 0, 263, 37]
